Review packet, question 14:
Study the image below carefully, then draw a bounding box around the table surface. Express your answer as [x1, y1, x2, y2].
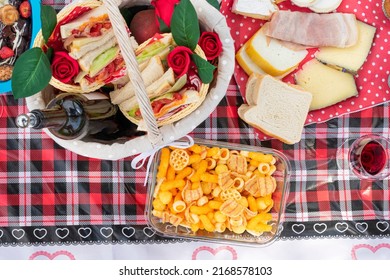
[0, 0, 389, 260]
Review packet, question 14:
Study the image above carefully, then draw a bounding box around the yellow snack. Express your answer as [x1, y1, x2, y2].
[190, 223, 200, 233]
[200, 172, 219, 184]
[233, 177, 245, 191]
[152, 198, 166, 211]
[220, 199, 245, 217]
[188, 154, 202, 165]
[199, 215, 215, 232]
[201, 182, 213, 195]
[206, 147, 220, 158]
[172, 200, 186, 213]
[197, 196, 208, 206]
[249, 152, 274, 163]
[220, 188, 241, 201]
[175, 167, 192, 180]
[219, 148, 230, 160]
[215, 164, 228, 174]
[160, 179, 186, 191]
[227, 155, 247, 174]
[188, 144, 203, 154]
[167, 165, 176, 181]
[214, 211, 227, 223]
[205, 158, 217, 170]
[183, 185, 203, 203]
[258, 163, 271, 174]
[215, 222, 226, 233]
[170, 149, 190, 171]
[190, 160, 208, 182]
[152, 145, 279, 236]
[208, 200, 223, 210]
[158, 191, 173, 205]
[190, 205, 213, 215]
[157, 148, 170, 179]
[248, 196, 258, 212]
[218, 172, 235, 190]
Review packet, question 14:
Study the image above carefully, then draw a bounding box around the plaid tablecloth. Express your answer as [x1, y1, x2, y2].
[0, 0, 389, 245]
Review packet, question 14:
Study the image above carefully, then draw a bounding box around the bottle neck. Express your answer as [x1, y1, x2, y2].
[16, 109, 67, 129]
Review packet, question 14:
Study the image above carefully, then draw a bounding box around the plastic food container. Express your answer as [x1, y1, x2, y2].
[145, 138, 291, 247]
[0, 1, 41, 94]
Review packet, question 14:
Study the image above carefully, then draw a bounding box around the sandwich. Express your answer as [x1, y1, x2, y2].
[238, 73, 312, 144]
[120, 88, 201, 124]
[59, 6, 138, 90]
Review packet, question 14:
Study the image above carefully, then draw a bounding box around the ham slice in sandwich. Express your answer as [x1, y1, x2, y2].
[264, 11, 358, 48]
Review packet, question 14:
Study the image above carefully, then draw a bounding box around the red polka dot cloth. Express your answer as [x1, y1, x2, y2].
[221, 0, 390, 140]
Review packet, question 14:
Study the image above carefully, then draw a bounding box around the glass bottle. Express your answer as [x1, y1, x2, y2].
[15, 92, 119, 141]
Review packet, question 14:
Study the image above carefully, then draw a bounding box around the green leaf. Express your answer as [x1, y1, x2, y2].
[11, 48, 52, 99]
[191, 53, 216, 84]
[46, 47, 54, 62]
[158, 17, 171, 33]
[207, 0, 220, 10]
[171, 0, 200, 51]
[41, 5, 57, 43]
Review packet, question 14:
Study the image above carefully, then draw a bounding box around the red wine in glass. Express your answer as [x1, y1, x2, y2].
[349, 135, 389, 180]
[359, 141, 387, 175]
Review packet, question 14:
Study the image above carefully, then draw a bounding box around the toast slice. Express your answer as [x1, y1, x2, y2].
[238, 74, 312, 144]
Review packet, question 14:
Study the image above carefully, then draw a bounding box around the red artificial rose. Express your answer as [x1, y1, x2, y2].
[151, 0, 180, 28]
[167, 46, 193, 77]
[51, 51, 79, 84]
[199, 32, 223, 61]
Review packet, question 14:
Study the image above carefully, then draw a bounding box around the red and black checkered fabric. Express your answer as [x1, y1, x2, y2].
[1, 80, 389, 229]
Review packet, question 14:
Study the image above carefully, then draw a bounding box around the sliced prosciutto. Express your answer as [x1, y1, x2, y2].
[264, 11, 358, 48]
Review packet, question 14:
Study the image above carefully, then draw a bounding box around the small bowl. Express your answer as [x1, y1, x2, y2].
[0, 1, 41, 94]
[145, 138, 291, 247]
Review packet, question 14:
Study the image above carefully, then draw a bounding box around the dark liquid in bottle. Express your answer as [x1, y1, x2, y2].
[359, 141, 387, 175]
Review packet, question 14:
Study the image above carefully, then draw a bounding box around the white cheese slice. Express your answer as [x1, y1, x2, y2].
[295, 59, 358, 111]
[245, 28, 308, 77]
[315, 21, 376, 74]
[232, 0, 278, 20]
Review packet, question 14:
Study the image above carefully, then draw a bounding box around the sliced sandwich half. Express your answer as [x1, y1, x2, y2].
[238, 74, 312, 144]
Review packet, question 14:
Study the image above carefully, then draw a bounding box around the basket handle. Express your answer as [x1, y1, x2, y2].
[102, 0, 164, 147]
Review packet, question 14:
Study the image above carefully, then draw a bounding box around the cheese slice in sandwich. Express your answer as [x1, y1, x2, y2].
[238, 74, 312, 144]
[245, 27, 308, 77]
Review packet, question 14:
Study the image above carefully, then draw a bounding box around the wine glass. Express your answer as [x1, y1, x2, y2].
[337, 134, 390, 180]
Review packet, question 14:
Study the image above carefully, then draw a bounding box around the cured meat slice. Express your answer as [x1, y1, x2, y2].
[264, 11, 358, 48]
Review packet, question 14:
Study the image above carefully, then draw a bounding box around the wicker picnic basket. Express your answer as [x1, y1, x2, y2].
[26, 0, 235, 160]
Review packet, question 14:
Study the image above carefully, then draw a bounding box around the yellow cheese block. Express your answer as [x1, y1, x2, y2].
[295, 59, 358, 111]
[245, 28, 308, 77]
[315, 21, 376, 73]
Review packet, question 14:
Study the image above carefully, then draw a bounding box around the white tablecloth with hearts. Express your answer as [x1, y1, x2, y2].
[0, 237, 389, 260]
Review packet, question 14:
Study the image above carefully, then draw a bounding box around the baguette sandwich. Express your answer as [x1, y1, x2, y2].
[238, 73, 312, 144]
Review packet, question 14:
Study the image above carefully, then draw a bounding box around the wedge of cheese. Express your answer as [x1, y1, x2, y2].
[295, 59, 358, 111]
[236, 43, 289, 79]
[245, 28, 308, 77]
[315, 21, 376, 74]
